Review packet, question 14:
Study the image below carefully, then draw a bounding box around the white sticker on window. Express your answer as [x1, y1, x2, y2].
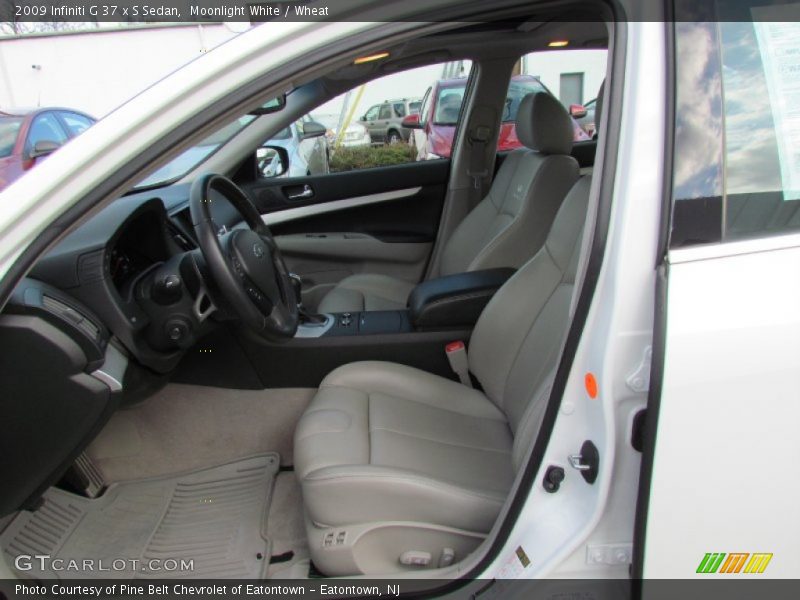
[753, 18, 800, 201]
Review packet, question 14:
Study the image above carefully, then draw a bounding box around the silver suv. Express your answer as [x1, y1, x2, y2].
[358, 97, 421, 144]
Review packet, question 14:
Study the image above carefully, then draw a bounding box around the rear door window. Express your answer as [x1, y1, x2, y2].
[378, 105, 393, 120]
[670, 15, 800, 246]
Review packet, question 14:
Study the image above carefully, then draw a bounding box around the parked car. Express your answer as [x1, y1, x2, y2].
[259, 115, 329, 177]
[405, 75, 590, 160]
[358, 97, 421, 144]
[573, 97, 597, 138]
[312, 113, 372, 148]
[0, 107, 95, 192]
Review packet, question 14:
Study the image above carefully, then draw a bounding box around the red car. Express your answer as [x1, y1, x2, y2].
[0, 107, 95, 192]
[405, 75, 590, 160]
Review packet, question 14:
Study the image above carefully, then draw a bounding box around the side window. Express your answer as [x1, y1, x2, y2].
[511, 50, 607, 150]
[25, 113, 68, 155]
[671, 16, 800, 246]
[363, 106, 380, 121]
[60, 112, 94, 136]
[301, 61, 473, 172]
[721, 21, 800, 241]
[378, 105, 393, 120]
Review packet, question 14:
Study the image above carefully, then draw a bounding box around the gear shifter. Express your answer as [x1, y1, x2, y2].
[289, 273, 327, 325]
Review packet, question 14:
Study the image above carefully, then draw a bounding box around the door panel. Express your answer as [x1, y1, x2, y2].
[275, 233, 432, 308]
[241, 159, 450, 307]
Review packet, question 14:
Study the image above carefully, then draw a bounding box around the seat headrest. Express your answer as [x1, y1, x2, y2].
[516, 92, 574, 155]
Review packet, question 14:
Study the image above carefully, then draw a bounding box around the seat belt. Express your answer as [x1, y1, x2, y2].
[445, 340, 473, 388]
[467, 125, 491, 188]
[466, 125, 491, 206]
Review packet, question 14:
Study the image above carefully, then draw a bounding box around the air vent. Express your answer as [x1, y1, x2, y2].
[78, 250, 104, 283]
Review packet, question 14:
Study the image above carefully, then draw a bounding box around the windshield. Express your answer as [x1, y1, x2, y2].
[135, 115, 256, 188]
[0, 117, 23, 158]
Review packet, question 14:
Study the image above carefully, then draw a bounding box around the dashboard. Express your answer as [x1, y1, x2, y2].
[26, 183, 244, 374]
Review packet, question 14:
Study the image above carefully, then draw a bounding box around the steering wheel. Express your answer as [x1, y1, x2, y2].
[189, 173, 298, 340]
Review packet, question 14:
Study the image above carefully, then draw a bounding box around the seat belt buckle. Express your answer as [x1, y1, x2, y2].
[445, 341, 472, 387]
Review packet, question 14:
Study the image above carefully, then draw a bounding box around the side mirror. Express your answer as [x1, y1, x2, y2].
[401, 114, 422, 130]
[569, 104, 588, 119]
[29, 139, 61, 159]
[257, 145, 290, 178]
[300, 121, 326, 140]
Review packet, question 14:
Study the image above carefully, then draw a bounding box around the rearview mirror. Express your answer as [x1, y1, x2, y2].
[569, 104, 587, 119]
[29, 139, 61, 159]
[300, 121, 326, 139]
[401, 114, 422, 130]
[257, 145, 290, 178]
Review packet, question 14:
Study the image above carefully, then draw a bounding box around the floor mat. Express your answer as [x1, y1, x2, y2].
[1, 454, 278, 579]
[265, 472, 309, 579]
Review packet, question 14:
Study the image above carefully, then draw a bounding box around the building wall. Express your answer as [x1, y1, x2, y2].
[0, 24, 239, 117]
[524, 49, 608, 105]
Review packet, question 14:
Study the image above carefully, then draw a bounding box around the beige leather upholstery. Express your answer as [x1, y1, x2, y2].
[314, 274, 415, 312]
[294, 361, 514, 533]
[317, 92, 579, 314]
[295, 176, 591, 575]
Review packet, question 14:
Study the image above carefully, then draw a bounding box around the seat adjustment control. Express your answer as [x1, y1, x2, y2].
[400, 550, 431, 567]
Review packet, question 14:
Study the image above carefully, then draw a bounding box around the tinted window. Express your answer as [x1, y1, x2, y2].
[25, 113, 67, 154]
[393, 103, 406, 117]
[60, 112, 94, 136]
[378, 105, 393, 120]
[721, 21, 800, 241]
[671, 16, 800, 247]
[0, 116, 23, 158]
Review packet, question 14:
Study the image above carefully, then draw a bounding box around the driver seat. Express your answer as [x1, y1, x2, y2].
[294, 174, 591, 576]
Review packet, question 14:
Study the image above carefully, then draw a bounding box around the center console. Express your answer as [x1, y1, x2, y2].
[175, 268, 516, 388]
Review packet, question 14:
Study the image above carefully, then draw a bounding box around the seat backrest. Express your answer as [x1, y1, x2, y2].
[468, 175, 591, 469]
[436, 92, 579, 277]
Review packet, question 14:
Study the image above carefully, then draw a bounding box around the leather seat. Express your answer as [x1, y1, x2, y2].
[317, 91, 579, 313]
[295, 175, 592, 575]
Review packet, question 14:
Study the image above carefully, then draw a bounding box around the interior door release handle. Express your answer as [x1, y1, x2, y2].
[287, 184, 313, 200]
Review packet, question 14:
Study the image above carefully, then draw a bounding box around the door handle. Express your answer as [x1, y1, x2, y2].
[286, 184, 313, 200]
